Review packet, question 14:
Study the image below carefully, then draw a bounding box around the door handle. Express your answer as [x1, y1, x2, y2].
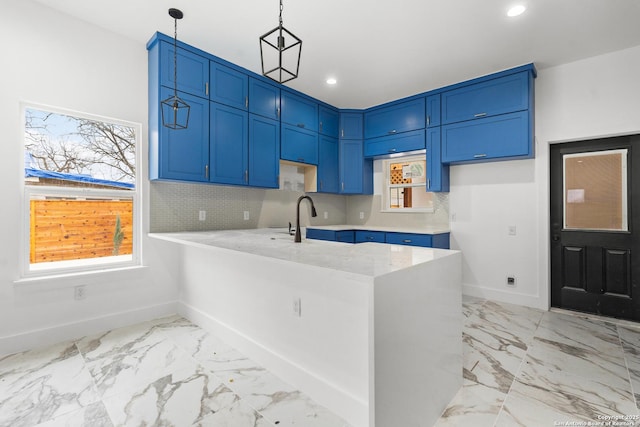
[552, 234, 560, 241]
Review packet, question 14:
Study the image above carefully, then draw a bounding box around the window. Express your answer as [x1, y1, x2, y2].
[23, 105, 139, 276]
[381, 155, 434, 212]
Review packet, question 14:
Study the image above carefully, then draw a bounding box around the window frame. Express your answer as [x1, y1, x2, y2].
[381, 154, 434, 213]
[20, 103, 142, 279]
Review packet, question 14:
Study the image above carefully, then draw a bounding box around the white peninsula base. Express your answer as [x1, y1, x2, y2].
[151, 229, 462, 427]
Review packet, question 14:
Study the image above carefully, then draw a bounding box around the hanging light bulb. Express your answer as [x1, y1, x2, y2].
[259, 0, 302, 84]
[161, 8, 190, 129]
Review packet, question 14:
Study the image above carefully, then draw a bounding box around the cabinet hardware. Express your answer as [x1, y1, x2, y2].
[402, 239, 412, 243]
[388, 129, 397, 134]
[277, 107, 280, 118]
[426, 115, 430, 126]
[341, 182, 345, 191]
[205, 82, 209, 96]
[388, 148, 397, 153]
[244, 170, 248, 183]
[427, 178, 431, 189]
[367, 236, 374, 240]
[245, 97, 248, 108]
[341, 129, 344, 138]
[474, 112, 487, 118]
[297, 157, 305, 162]
[473, 153, 488, 158]
[319, 122, 323, 132]
[297, 123, 305, 128]
[205, 165, 209, 178]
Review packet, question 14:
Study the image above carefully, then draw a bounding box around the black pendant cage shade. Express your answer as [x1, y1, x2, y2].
[161, 7, 190, 129]
[259, 1, 302, 84]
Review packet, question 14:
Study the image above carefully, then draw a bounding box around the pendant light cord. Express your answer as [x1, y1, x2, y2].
[173, 16, 178, 97]
[279, 0, 283, 26]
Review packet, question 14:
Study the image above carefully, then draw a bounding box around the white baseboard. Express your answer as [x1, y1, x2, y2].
[0, 301, 178, 357]
[178, 301, 368, 427]
[463, 284, 548, 311]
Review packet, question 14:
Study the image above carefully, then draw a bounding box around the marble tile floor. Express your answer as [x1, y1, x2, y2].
[0, 316, 351, 427]
[4, 298, 640, 427]
[436, 296, 640, 427]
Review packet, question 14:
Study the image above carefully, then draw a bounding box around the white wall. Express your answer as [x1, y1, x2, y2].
[0, 1, 180, 355]
[451, 45, 640, 310]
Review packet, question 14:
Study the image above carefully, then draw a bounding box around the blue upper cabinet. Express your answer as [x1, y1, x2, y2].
[441, 72, 530, 124]
[318, 135, 339, 193]
[319, 106, 339, 137]
[249, 78, 280, 120]
[426, 94, 441, 128]
[340, 112, 363, 140]
[364, 98, 425, 139]
[426, 127, 449, 192]
[159, 41, 209, 99]
[281, 91, 319, 132]
[364, 129, 425, 158]
[152, 87, 209, 182]
[281, 124, 319, 165]
[210, 62, 248, 110]
[340, 139, 373, 194]
[249, 114, 280, 188]
[209, 103, 249, 185]
[442, 111, 530, 163]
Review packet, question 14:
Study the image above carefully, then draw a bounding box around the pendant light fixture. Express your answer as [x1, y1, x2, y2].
[161, 8, 190, 130]
[259, 0, 302, 84]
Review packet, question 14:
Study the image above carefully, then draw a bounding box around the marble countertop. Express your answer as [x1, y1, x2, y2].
[306, 224, 451, 234]
[149, 228, 457, 278]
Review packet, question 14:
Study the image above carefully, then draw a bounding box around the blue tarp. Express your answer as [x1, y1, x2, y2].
[25, 168, 134, 190]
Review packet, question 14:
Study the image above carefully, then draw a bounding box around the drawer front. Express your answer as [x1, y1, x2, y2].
[364, 98, 425, 139]
[364, 129, 425, 158]
[336, 230, 355, 243]
[306, 229, 336, 241]
[442, 111, 531, 163]
[355, 230, 386, 243]
[441, 72, 529, 125]
[385, 232, 432, 247]
[281, 124, 319, 165]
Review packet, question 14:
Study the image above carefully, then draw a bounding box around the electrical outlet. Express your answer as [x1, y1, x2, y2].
[506, 276, 516, 286]
[292, 297, 301, 317]
[508, 225, 517, 236]
[359, 212, 364, 219]
[74, 285, 86, 300]
[243, 211, 250, 221]
[323, 211, 328, 219]
[199, 210, 206, 221]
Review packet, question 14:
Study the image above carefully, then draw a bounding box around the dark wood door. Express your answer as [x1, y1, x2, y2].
[550, 134, 640, 320]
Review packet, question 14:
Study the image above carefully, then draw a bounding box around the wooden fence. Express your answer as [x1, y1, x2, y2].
[30, 199, 133, 263]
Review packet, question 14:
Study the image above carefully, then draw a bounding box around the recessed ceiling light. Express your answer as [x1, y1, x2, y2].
[507, 5, 526, 17]
[326, 78, 337, 85]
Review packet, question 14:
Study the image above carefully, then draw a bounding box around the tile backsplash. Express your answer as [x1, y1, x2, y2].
[150, 182, 449, 233]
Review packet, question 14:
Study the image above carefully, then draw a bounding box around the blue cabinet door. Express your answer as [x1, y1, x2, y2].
[385, 232, 433, 247]
[249, 114, 280, 188]
[441, 72, 529, 124]
[364, 98, 425, 139]
[340, 139, 370, 194]
[249, 78, 280, 120]
[281, 124, 319, 165]
[340, 112, 363, 139]
[210, 62, 248, 110]
[306, 228, 336, 242]
[210, 103, 248, 185]
[319, 106, 339, 137]
[426, 127, 449, 192]
[154, 87, 209, 182]
[159, 42, 209, 99]
[281, 91, 318, 132]
[441, 110, 531, 163]
[318, 135, 339, 193]
[426, 94, 441, 127]
[336, 230, 355, 243]
[364, 129, 425, 158]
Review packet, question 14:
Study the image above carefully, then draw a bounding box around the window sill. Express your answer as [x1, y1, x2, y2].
[380, 208, 435, 214]
[13, 265, 149, 291]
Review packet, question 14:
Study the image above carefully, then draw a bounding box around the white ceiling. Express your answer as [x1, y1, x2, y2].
[35, 0, 640, 109]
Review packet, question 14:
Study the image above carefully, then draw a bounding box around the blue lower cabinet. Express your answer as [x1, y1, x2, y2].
[385, 232, 450, 248]
[281, 123, 319, 165]
[336, 230, 355, 243]
[306, 228, 337, 242]
[355, 230, 386, 243]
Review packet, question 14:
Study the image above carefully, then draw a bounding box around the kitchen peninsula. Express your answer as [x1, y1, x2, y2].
[150, 229, 462, 427]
